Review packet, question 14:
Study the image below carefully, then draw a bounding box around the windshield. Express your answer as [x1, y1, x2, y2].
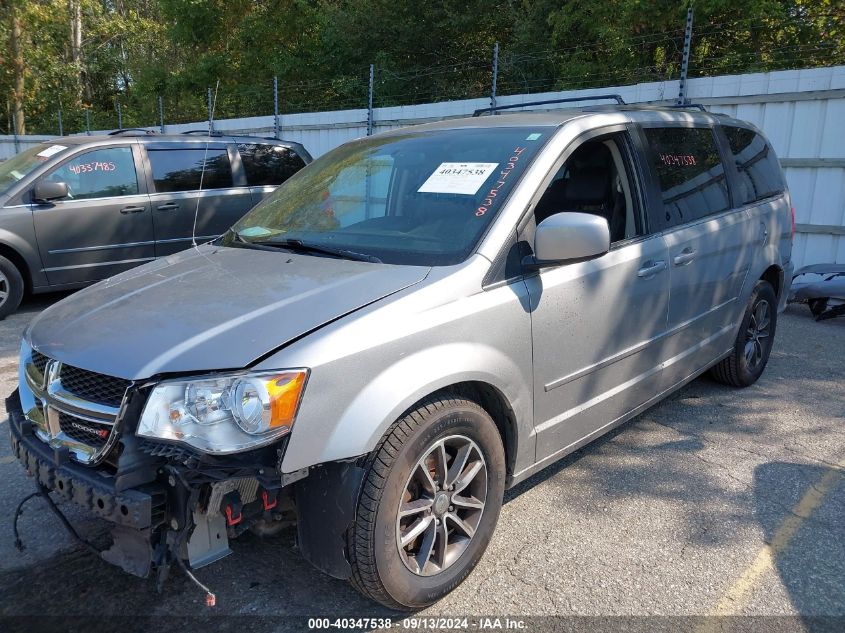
[0, 143, 70, 196]
[225, 127, 552, 265]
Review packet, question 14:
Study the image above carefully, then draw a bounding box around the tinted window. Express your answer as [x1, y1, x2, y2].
[44, 147, 138, 200]
[238, 144, 306, 186]
[643, 127, 730, 227]
[723, 126, 785, 204]
[148, 147, 233, 193]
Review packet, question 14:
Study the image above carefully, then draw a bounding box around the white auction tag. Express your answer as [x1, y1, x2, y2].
[418, 162, 498, 196]
[36, 144, 67, 159]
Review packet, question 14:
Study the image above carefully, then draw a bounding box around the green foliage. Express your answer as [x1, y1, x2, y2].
[1, 0, 843, 134]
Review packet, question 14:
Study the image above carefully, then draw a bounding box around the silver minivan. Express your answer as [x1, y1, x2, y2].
[9, 102, 793, 609]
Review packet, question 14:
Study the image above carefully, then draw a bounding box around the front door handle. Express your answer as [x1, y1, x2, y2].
[119, 205, 146, 214]
[673, 248, 696, 266]
[637, 260, 667, 278]
[157, 202, 179, 211]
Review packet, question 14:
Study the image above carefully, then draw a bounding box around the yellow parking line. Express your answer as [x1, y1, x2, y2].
[699, 464, 842, 632]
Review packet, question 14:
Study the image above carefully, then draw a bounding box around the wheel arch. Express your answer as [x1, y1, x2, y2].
[760, 263, 783, 300]
[0, 241, 34, 293]
[424, 381, 520, 483]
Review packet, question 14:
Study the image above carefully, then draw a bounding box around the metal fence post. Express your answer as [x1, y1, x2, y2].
[677, 6, 694, 105]
[159, 95, 165, 134]
[85, 108, 91, 135]
[367, 64, 374, 136]
[491, 42, 499, 111]
[116, 101, 123, 130]
[273, 76, 280, 139]
[207, 87, 214, 134]
[58, 107, 64, 136]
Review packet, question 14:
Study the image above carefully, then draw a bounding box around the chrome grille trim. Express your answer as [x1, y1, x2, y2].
[22, 347, 131, 466]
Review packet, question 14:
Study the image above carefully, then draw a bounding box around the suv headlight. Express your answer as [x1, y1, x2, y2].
[137, 369, 308, 454]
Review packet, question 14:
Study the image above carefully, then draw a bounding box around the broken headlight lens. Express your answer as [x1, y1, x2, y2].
[137, 369, 308, 454]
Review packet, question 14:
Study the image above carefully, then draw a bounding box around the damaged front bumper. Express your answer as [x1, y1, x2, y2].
[6, 390, 288, 580]
[7, 390, 366, 586]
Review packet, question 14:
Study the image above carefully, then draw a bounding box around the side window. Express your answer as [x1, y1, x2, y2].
[533, 134, 642, 243]
[643, 127, 730, 227]
[723, 126, 785, 205]
[44, 147, 138, 200]
[238, 143, 306, 186]
[147, 147, 233, 193]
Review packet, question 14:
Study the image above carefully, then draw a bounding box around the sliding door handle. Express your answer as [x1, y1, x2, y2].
[637, 260, 667, 278]
[673, 248, 696, 266]
[119, 206, 145, 214]
[157, 202, 179, 211]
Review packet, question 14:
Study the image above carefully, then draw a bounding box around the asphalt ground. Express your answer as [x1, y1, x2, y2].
[0, 293, 841, 633]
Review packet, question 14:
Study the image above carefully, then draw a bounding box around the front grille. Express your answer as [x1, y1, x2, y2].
[59, 364, 131, 408]
[32, 350, 49, 375]
[58, 411, 111, 448]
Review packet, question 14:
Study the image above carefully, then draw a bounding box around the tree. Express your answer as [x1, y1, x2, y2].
[7, 1, 26, 134]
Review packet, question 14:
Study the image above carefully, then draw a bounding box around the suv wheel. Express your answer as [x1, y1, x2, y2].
[0, 255, 24, 320]
[348, 395, 505, 609]
[711, 280, 777, 387]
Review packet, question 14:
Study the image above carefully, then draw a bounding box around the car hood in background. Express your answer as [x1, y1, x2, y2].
[27, 245, 430, 379]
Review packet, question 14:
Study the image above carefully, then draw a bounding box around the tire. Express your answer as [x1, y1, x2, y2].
[808, 298, 827, 318]
[710, 280, 777, 387]
[348, 395, 505, 610]
[0, 255, 24, 320]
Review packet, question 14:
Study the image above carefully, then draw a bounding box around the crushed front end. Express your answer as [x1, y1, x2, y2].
[8, 342, 306, 590]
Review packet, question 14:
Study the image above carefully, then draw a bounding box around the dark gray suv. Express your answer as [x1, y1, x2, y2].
[0, 132, 311, 317]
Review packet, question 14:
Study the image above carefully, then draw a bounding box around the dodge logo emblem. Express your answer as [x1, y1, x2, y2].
[71, 421, 109, 439]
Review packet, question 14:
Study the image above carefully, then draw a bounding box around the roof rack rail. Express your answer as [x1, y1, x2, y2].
[181, 129, 224, 136]
[473, 94, 626, 117]
[107, 128, 157, 136]
[662, 103, 707, 112]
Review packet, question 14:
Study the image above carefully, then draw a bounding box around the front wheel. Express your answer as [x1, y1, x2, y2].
[0, 255, 24, 320]
[711, 280, 777, 387]
[348, 395, 505, 609]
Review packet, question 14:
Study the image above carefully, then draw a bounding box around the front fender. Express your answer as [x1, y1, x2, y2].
[0, 224, 47, 289]
[281, 342, 533, 474]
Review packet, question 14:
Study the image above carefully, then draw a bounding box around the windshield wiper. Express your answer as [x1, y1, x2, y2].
[250, 238, 382, 263]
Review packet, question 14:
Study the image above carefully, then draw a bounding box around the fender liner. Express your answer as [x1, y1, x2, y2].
[294, 460, 366, 579]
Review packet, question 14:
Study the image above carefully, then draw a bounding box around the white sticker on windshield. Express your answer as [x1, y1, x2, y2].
[418, 162, 498, 196]
[36, 144, 67, 159]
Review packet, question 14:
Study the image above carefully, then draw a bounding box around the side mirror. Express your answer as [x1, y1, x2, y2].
[32, 181, 69, 203]
[525, 211, 610, 268]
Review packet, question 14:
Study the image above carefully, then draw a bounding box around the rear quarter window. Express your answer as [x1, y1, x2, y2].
[238, 143, 306, 186]
[722, 126, 785, 205]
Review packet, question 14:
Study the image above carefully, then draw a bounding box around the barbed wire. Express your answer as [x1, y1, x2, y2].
[5, 12, 844, 135]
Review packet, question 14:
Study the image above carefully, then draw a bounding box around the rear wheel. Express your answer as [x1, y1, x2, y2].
[348, 395, 505, 609]
[0, 255, 24, 320]
[711, 280, 777, 387]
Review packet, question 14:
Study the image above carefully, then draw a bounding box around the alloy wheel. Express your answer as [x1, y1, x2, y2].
[396, 435, 487, 576]
[744, 298, 771, 370]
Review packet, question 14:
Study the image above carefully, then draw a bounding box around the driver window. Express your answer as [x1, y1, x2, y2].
[534, 134, 641, 243]
[44, 147, 139, 201]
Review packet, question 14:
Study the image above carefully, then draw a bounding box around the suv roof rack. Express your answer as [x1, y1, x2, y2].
[107, 128, 158, 136]
[473, 94, 626, 117]
[661, 102, 707, 112]
[181, 129, 224, 136]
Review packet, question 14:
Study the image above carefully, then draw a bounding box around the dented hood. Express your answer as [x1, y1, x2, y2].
[26, 245, 429, 379]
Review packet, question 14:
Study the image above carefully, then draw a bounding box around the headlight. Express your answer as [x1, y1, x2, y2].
[137, 369, 308, 454]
